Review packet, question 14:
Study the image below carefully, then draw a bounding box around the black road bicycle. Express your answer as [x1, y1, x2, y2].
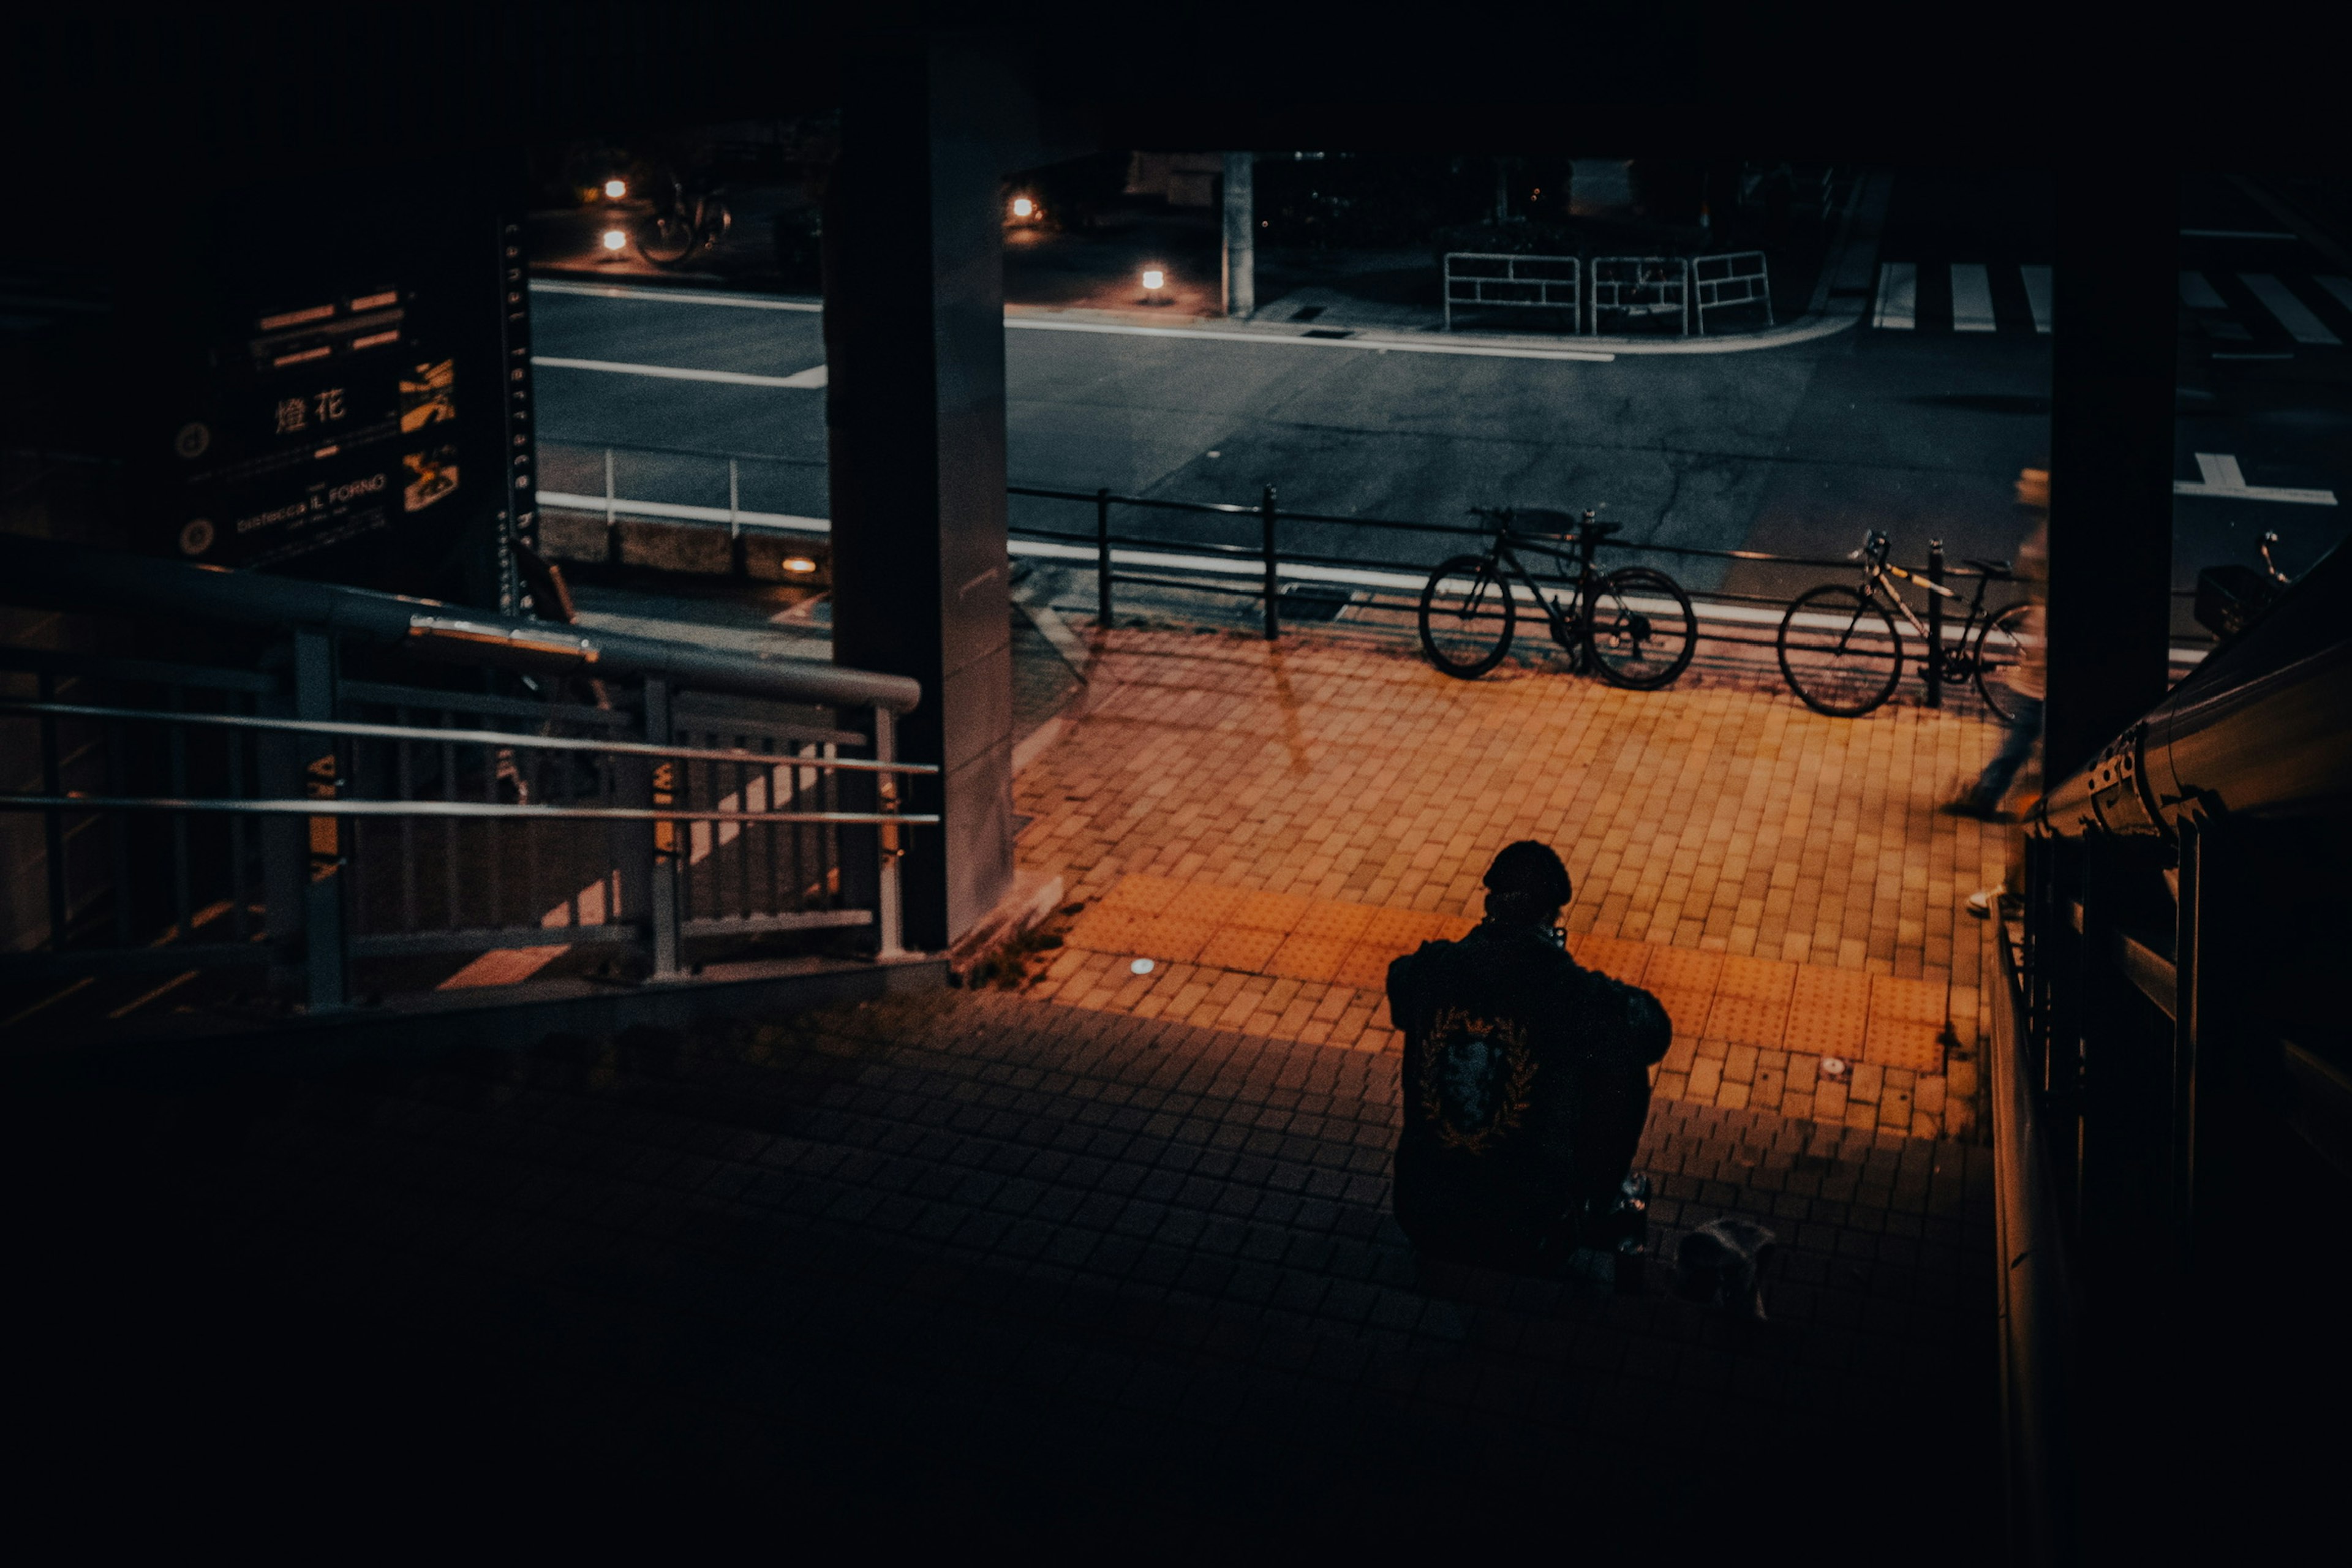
[1777, 529, 2034, 718]
[1419, 507, 1698, 690]
[635, 168, 733, 267]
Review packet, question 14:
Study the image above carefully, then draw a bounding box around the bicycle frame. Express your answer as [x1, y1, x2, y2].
[1851, 534, 1994, 679]
[1474, 512, 1607, 643]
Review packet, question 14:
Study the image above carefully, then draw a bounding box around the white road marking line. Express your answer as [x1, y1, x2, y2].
[2178, 271, 2229, 309]
[531, 279, 824, 311]
[1005, 317, 1615, 362]
[536, 491, 832, 531]
[2018, 266, 2053, 333]
[2313, 276, 2352, 314]
[2238, 273, 2340, 345]
[533, 355, 827, 388]
[2172, 452, 2337, 505]
[1872, 263, 1917, 329]
[1950, 264, 1996, 331]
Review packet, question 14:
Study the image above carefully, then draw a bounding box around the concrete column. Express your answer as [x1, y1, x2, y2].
[2045, 162, 2177, 781]
[1223, 152, 1254, 318]
[824, 36, 1016, 952]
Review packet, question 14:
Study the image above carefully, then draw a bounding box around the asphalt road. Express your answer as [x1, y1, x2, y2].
[527, 168, 2351, 621]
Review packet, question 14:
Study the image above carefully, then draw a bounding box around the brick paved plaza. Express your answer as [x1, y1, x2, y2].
[17, 622, 2007, 1547]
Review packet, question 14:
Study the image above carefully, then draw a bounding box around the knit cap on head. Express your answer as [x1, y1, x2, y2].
[1483, 840, 1572, 908]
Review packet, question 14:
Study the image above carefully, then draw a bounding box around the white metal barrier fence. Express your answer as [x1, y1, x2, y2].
[1442, 252, 1581, 332]
[1692, 251, 1773, 334]
[1589, 257, 1690, 336]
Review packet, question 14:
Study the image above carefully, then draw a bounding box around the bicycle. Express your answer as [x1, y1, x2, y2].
[1418, 507, 1698, 690]
[634, 168, 732, 267]
[1777, 529, 2034, 718]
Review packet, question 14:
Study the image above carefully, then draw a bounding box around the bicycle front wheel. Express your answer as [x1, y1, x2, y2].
[1779, 586, 1903, 716]
[1973, 601, 2038, 723]
[1419, 555, 1516, 678]
[636, 214, 697, 265]
[1586, 567, 1698, 690]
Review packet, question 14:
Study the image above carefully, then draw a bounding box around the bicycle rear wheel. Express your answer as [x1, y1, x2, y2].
[1419, 555, 1516, 678]
[1779, 586, 1902, 715]
[1973, 601, 2037, 722]
[635, 214, 696, 265]
[1586, 567, 1698, 690]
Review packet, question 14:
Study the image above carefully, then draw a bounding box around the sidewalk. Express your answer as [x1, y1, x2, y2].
[1011, 617, 2010, 1139]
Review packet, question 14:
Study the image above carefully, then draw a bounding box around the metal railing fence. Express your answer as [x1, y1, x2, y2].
[0, 537, 935, 1022]
[1589, 257, 1691, 336]
[1442, 252, 1581, 333]
[1692, 251, 1773, 334]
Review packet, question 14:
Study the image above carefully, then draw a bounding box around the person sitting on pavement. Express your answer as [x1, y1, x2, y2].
[1385, 840, 1671, 1272]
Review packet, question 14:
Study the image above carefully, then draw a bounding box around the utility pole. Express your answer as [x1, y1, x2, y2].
[1223, 152, 1254, 318]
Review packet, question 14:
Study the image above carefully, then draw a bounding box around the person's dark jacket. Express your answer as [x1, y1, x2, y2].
[1387, 921, 1670, 1263]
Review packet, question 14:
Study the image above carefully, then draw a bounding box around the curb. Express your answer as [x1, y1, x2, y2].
[1005, 301, 1858, 357]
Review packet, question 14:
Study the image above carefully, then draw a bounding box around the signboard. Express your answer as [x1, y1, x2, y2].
[135, 165, 533, 608]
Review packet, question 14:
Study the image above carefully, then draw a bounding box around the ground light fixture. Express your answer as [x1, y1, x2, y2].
[1011, 195, 1033, 217]
[782, 556, 818, 575]
[603, 178, 627, 199]
[601, 229, 627, 252]
[1142, 267, 1167, 304]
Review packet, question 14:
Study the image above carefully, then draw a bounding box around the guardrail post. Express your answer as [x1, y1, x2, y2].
[873, 707, 905, 959]
[728, 458, 747, 577]
[1926, 540, 1945, 707]
[292, 628, 347, 1011]
[1095, 487, 1114, 628]
[1261, 484, 1280, 641]
[641, 677, 681, 978]
[604, 447, 621, 567]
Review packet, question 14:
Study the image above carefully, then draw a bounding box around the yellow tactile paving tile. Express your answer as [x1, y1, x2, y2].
[1131, 913, 1216, 964]
[1231, 890, 1316, 933]
[1095, 873, 1185, 917]
[1267, 933, 1351, 983]
[1197, 927, 1284, 973]
[1294, 902, 1374, 943]
[1870, 974, 1948, 1024]
[1716, 954, 1798, 1003]
[1643, 946, 1724, 997]
[1568, 933, 1652, 986]
[1705, 993, 1792, 1047]
[1332, 943, 1399, 992]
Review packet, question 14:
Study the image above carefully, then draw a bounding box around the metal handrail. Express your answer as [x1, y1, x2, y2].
[0, 699, 941, 775]
[0, 532, 922, 714]
[0, 795, 940, 826]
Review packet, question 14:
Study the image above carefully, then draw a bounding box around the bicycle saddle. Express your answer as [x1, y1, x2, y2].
[1962, 556, 2011, 575]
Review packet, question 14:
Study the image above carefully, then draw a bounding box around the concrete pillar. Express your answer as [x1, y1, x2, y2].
[1223, 152, 1254, 318]
[824, 36, 1016, 952]
[2045, 162, 2177, 781]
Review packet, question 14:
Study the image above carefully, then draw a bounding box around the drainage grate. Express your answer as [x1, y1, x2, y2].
[1302, 328, 1354, 339]
[1278, 584, 1354, 622]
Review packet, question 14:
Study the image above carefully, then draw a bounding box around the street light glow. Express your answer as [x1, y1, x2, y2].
[601, 229, 627, 251]
[1141, 269, 1165, 290]
[603, 178, 627, 199]
[1011, 196, 1033, 217]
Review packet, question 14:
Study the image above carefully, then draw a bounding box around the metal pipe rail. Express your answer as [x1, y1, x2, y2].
[2002, 537, 2352, 1563]
[1, 537, 935, 1022]
[0, 532, 921, 714]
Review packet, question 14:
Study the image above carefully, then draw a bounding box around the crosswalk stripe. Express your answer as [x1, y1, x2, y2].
[2315, 276, 2352, 315]
[2239, 273, 2341, 345]
[2179, 271, 2228, 309]
[1950, 263, 1996, 331]
[2018, 266, 2052, 333]
[1873, 262, 1917, 329]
